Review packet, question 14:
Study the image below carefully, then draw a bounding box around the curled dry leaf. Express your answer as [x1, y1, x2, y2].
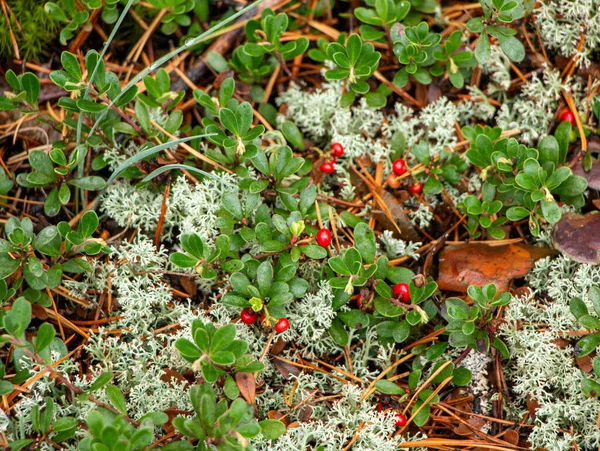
[437, 243, 556, 293]
[552, 212, 600, 264]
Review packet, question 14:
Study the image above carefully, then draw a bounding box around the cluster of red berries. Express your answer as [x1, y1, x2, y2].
[240, 308, 290, 333]
[392, 282, 411, 303]
[391, 158, 423, 195]
[320, 142, 344, 174]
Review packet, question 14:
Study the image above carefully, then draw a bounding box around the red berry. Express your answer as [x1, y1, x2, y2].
[376, 403, 383, 412]
[274, 318, 290, 333]
[392, 283, 410, 303]
[558, 109, 576, 125]
[240, 308, 258, 325]
[316, 228, 332, 247]
[320, 161, 335, 174]
[395, 413, 408, 427]
[409, 182, 423, 194]
[356, 294, 363, 307]
[392, 159, 407, 176]
[331, 142, 344, 157]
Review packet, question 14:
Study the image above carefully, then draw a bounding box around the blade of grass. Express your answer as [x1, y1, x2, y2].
[105, 134, 216, 187]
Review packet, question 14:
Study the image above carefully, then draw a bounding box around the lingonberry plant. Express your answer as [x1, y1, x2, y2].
[2, 0, 600, 449]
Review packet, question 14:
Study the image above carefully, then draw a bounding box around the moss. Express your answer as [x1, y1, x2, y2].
[0, 0, 60, 62]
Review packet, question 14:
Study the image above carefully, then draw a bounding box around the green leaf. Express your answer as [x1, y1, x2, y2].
[78, 211, 98, 238]
[21, 73, 40, 105]
[589, 286, 600, 317]
[210, 324, 236, 354]
[35, 323, 55, 353]
[170, 252, 198, 268]
[61, 52, 82, 80]
[452, 367, 472, 386]
[181, 234, 204, 259]
[346, 34, 362, 66]
[69, 176, 105, 190]
[76, 99, 106, 113]
[375, 380, 404, 395]
[281, 121, 304, 150]
[538, 136, 559, 168]
[105, 385, 128, 415]
[222, 192, 244, 219]
[496, 33, 525, 62]
[570, 297, 589, 320]
[446, 297, 469, 320]
[475, 31, 490, 64]
[540, 199, 561, 224]
[354, 222, 376, 264]
[175, 338, 201, 361]
[259, 419, 286, 440]
[506, 206, 529, 221]
[256, 261, 273, 296]
[90, 372, 114, 391]
[576, 332, 600, 357]
[4, 298, 31, 338]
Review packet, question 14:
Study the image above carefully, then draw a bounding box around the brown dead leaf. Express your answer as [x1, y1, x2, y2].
[526, 394, 541, 419]
[180, 277, 197, 297]
[576, 353, 594, 373]
[553, 212, 600, 264]
[235, 372, 256, 404]
[274, 357, 302, 379]
[270, 337, 287, 356]
[503, 430, 520, 446]
[31, 303, 49, 320]
[160, 368, 188, 386]
[268, 410, 290, 426]
[572, 158, 600, 190]
[371, 189, 420, 242]
[453, 417, 486, 436]
[437, 243, 556, 293]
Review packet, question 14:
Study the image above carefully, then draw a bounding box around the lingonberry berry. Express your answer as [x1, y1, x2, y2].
[558, 109, 576, 125]
[395, 413, 407, 427]
[409, 182, 423, 194]
[274, 318, 290, 333]
[316, 228, 332, 247]
[331, 142, 344, 157]
[386, 173, 401, 189]
[392, 159, 407, 176]
[240, 308, 258, 324]
[320, 161, 335, 174]
[393, 283, 410, 303]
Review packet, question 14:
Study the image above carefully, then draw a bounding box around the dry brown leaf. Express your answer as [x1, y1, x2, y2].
[274, 357, 302, 379]
[270, 337, 287, 356]
[526, 394, 541, 419]
[503, 429, 520, 445]
[576, 354, 594, 373]
[371, 189, 420, 242]
[572, 158, 600, 190]
[437, 243, 556, 293]
[235, 372, 256, 405]
[453, 417, 486, 436]
[180, 277, 197, 297]
[553, 212, 600, 264]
